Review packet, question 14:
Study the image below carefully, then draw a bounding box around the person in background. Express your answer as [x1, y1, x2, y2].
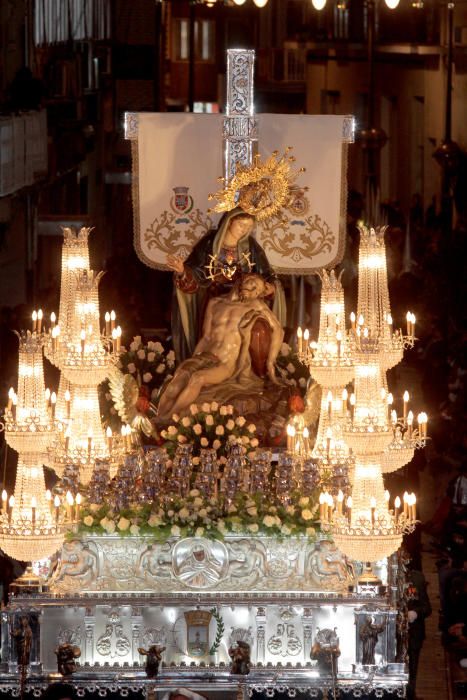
[405, 561, 432, 700]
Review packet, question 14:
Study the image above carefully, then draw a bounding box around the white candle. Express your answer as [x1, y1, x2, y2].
[32, 310, 37, 333]
[110, 310, 116, 331]
[297, 326, 303, 354]
[105, 311, 111, 335]
[37, 309, 43, 333]
[403, 391, 409, 422]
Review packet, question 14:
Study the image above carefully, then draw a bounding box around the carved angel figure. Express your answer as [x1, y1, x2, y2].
[138, 644, 166, 678]
[108, 367, 156, 437]
[54, 643, 81, 676]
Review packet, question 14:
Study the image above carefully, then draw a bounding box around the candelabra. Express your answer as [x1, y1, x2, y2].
[315, 225, 426, 563]
[44, 227, 123, 485]
[297, 269, 354, 484]
[0, 458, 79, 562]
[0, 333, 75, 562]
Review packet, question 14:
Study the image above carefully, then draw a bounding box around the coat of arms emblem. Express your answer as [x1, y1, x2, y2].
[171, 186, 193, 217]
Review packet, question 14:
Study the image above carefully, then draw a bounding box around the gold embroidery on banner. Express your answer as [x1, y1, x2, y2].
[144, 208, 213, 260]
[260, 213, 335, 263]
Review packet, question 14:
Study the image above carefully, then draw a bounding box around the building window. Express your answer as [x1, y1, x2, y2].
[173, 19, 215, 62]
[34, 0, 111, 46]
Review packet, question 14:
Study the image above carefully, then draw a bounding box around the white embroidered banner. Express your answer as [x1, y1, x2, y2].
[132, 112, 351, 274]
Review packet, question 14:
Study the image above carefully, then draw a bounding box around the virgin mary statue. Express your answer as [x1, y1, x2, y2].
[167, 207, 286, 362]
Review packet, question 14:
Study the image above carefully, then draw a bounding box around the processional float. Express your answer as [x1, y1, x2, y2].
[0, 49, 427, 700]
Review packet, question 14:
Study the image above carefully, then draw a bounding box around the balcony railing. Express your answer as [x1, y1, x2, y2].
[0, 111, 48, 197]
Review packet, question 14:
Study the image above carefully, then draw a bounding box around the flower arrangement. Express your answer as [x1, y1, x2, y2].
[100, 337, 175, 431]
[77, 490, 321, 541]
[161, 402, 258, 463]
[275, 342, 309, 396]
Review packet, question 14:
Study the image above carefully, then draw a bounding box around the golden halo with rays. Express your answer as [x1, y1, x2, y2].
[208, 147, 306, 222]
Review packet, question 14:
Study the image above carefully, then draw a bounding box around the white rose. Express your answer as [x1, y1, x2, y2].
[263, 515, 275, 528]
[156, 363, 165, 374]
[286, 362, 295, 374]
[299, 377, 307, 387]
[247, 423, 256, 433]
[177, 434, 187, 443]
[226, 419, 235, 431]
[189, 489, 200, 496]
[195, 527, 205, 537]
[160, 429, 168, 438]
[193, 497, 203, 507]
[200, 437, 209, 447]
[171, 524, 181, 537]
[190, 404, 199, 415]
[148, 514, 162, 527]
[178, 507, 190, 519]
[210, 402, 219, 412]
[192, 456, 200, 465]
[241, 435, 250, 445]
[236, 416, 246, 427]
[199, 508, 207, 518]
[181, 416, 191, 427]
[167, 350, 175, 362]
[281, 525, 292, 535]
[137, 349, 146, 360]
[147, 352, 155, 362]
[219, 405, 228, 416]
[302, 509, 313, 521]
[117, 516, 130, 531]
[201, 402, 211, 412]
[212, 439, 221, 450]
[127, 363, 136, 374]
[143, 372, 152, 383]
[227, 404, 234, 415]
[154, 342, 164, 353]
[250, 438, 259, 447]
[129, 338, 141, 351]
[193, 423, 202, 435]
[130, 524, 140, 535]
[215, 425, 224, 436]
[167, 425, 177, 435]
[172, 413, 180, 422]
[306, 526, 316, 537]
[89, 504, 101, 513]
[248, 523, 259, 533]
[205, 414, 214, 426]
[83, 515, 94, 527]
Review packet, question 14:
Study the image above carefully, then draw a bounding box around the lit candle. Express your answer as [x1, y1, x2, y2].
[37, 309, 43, 334]
[65, 389, 71, 419]
[327, 493, 334, 521]
[50, 311, 56, 327]
[50, 391, 57, 419]
[384, 490, 390, 505]
[8, 495, 15, 523]
[350, 312, 356, 332]
[32, 310, 37, 333]
[105, 311, 111, 335]
[303, 426, 309, 453]
[106, 426, 113, 453]
[387, 393, 393, 421]
[66, 491, 74, 520]
[336, 329, 342, 359]
[407, 410, 413, 438]
[1, 489, 7, 514]
[319, 492, 326, 521]
[75, 492, 82, 520]
[297, 326, 303, 354]
[349, 393, 356, 423]
[370, 497, 376, 527]
[125, 424, 132, 450]
[380, 387, 386, 402]
[54, 495, 60, 525]
[337, 489, 344, 515]
[327, 391, 333, 420]
[326, 427, 332, 459]
[411, 493, 417, 521]
[303, 328, 309, 356]
[394, 496, 401, 521]
[403, 491, 409, 517]
[31, 496, 37, 527]
[115, 326, 122, 352]
[406, 311, 412, 337]
[387, 313, 393, 333]
[358, 314, 364, 329]
[341, 388, 348, 417]
[286, 423, 295, 452]
[64, 425, 71, 453]
[12, 392, 17, 421]
[411, 313, 416, 340]
[7, 387, 14, 411]
[80, 329, 86, 356]
[346, 496, 352, 525]
[110, 310, 116, 331]
[403, 391, 409, 422]
[45, 490, 52, 512]
[45, 388, 51, 406]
